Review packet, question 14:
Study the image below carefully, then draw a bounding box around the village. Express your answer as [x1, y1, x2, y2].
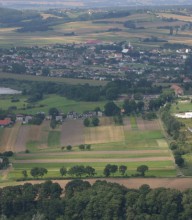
[0, 41, 191, 83]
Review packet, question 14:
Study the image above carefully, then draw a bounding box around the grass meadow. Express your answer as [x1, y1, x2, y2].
[0, 94, 107, 115]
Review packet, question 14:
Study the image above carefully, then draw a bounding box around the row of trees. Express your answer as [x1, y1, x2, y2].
[160, 104, 185, 167]
[23, 164, 149, 179]
[1, 179, 192, 219]
[83, 117, 100, 127]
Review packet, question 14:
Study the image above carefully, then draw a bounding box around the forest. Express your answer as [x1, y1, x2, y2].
[0, 180, 192, 220]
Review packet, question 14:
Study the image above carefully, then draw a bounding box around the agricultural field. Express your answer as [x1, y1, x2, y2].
[0, 72, 107, 86]
[0, 12, 192, 47]
[0, 116, 176, 182]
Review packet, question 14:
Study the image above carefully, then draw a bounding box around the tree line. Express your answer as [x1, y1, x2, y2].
[1, 179, 192, 219]
[22, 164, 149, 180]
[160, 104, 185, 167]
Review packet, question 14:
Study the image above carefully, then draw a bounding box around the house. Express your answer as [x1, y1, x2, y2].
[24, 116, 33, 124]
[171, 84, 184, 96]
[0, 118, 12, 127]
[16, 114, 24, 122]
[55, 115, 63, 122]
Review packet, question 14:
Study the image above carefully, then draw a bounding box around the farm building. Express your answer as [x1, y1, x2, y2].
[175, 112, 192, 119]
[171, 84, 184, 96]
[0, 118, 12, 127]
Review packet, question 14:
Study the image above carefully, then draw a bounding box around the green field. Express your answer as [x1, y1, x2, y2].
[171, 101, 192, 113]
[48, 131, 61, 147]
[0, 94, 106, 114]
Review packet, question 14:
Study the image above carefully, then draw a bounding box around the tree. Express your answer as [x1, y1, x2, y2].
[103, 164, 118, 177]
[86, 144, 91, 150]
[42, 67, 50, 76]
[49, 108, 59, 119]
[104, 102, 120, 116]
[85, 166, 96, 177]
[22, 170, 28, 178]
[50, 119, 57, 129]
[60, 167, 67, 177]
[30, 167, 48, 178]
[12, 63, 26, 74]
[175, 156, 184, 167]
[83, 118, 90, 127]
[103, 166, 110, 177]
[137, 165, 149, 176]
[92, 117, 99, 126]
[66, 145, 72, 151]
[119, 165, 127, 175]
[79, 144, 85, 150]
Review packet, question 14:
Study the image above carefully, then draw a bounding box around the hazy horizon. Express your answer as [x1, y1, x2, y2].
[0, 0, 192, 9]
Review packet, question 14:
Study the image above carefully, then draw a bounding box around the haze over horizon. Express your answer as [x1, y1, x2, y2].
[0, 0, 192, 9]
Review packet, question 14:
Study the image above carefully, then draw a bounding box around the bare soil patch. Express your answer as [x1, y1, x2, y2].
[61, 119, 84, 146]
[10, 178, 192, 191]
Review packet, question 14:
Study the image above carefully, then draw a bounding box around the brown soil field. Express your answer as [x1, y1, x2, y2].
[0, 122, 21, 152]
[13, 157, 172, 164]
[17, 149, 170, 157]
[137, 118, 160, 131]
[7, 178, 192, 191]
[14, 126, 29, 152]
[84, 125, 124, 144]
[61, 119, 84, 146]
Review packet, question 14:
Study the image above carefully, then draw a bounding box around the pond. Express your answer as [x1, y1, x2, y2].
[0, 87, 21, 95]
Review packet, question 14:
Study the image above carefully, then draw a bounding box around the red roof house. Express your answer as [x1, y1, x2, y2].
[0, 118, 12, 127]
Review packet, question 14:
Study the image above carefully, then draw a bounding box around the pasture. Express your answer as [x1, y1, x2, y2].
[0, 94, 107, 115]
[0, 116, 176, 181]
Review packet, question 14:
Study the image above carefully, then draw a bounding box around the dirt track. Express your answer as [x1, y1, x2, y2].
[6, 178, 192, 191]
[13, 157, 172, 163]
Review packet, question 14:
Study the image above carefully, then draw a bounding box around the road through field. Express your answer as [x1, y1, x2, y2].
[13, 157, 172, 163]
[5, 178, 192, 191]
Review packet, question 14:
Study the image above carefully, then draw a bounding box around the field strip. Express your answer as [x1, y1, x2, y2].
[13, 157, 173, 163]
[17, 149, 170, 157]
[0, 72, 107, 86]
[2, 122, 21, 152]
[3, 178, 192, 191]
